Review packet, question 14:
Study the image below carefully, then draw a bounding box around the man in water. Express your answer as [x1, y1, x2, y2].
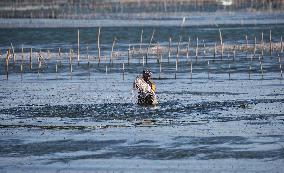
[133, 69, 157, 105]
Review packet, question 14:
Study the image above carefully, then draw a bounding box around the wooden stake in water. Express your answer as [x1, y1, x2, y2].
[122, 62, 125, 80]
[128, 44, 130, 65]
[156, 42, 160, 64]
[260, 61, 264, 79]
[69, 49, 73, 79]
[37, 52, 41, 77]
[159, 61, 162, 79]
[221, 43, 224, 60]
[279, 55, 282, 78]
[142, 56, 145, 67]
[219, 29, 223, 46]
[245, 35, 248, 50]
[261, 32, 264, 45]
[58, 48, 61, 67]
[132, 46, 135, 58]
[186, 37, 190, 62]
[233, 47, 236, 61]
[261, 32, 264, 58]
[203, 40, 206, 56]
[195, 37, 198, 61]
[86, 45, 90, 66]
[168, 37, 171, 63]
[254, 36, 257, 57]
[229, 64, 231, 79]
[47, 50, 51, 60]
[269, 30, 272, 56]
[281, 36, 283, 53]
[30, 48, 33, 70]
[176, 36, 181, 64]
[105, 65, 108, 75]
[146, 30, 155, 64]
[21, 45, 24, 67]
[190, 61, 192, 79]
[110, 37, 116, 64]
[227, 53, 230, 61]
[175, 58, 178, 79]
[77, 29, 80, 65]
[214, 43, 216, 60]
[140, 29, 143, 52]
[55, 54, 58, 72]
[97, 27, 101, 64]
[5, 50, 10, 80]
[207, 60, 210, 79]
[11, 44, 16, 68]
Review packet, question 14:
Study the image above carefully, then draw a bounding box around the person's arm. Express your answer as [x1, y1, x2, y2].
[134, 77, 152, 93]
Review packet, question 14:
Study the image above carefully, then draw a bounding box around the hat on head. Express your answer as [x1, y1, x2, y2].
[143, 69, 152, 77]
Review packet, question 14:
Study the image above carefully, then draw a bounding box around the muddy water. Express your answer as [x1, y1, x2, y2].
[0, 23, 284, 172]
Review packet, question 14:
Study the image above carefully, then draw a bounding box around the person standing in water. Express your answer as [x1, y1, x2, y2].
[133, 69, 157, 105]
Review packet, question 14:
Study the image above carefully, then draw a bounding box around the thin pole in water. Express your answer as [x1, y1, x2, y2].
[278, 54, 282, 78]
[195, 37, 198, 61]
[11, 44, 16, 69]
[37, 52, 41, 78]
[5, 50, 10, 80]
[214, 43, 216, 60]
[254, 36, 256, 57]
[47, 50, 51, 60]
[203, 40, 206, 59]
[159, 61, 162, 79]
[221, 43, 224, 60]
[260, 61, 264, 79]
[281, 36, 283, 53]
[186, 37, 190, 63]
[146, 30, 155, 64]
[128, 44, 130, 65]
[21, 45, 24, 75]
[168, 37, 171, 63]
[269, 29, 272, 56]
[233, 47, 236, 61]
[30, 48, 32, 70]
[219, 29, 223, 59]
[190, 61, 192, 79]
[140, 29, 143, 52]
[122, 62, 125, 80]
[77, 29, 80, 65]
[69, 49, 73, 79]
[87, 45, 90, 66]
[58, 48, 61, 67]
[175, 58, 178, 79]
[110, 37, 116, 65]
[261, 32, 264, 58]
[207, 60, 210, 79]
[97, 27, 101, 65]
[229, 63, 231, 80]
[176, 36, 181, 64]
[55, 58, 58, 79]
[245, 35, 248, 50]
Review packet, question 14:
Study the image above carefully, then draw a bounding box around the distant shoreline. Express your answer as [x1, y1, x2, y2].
[0, 11, 284, 28]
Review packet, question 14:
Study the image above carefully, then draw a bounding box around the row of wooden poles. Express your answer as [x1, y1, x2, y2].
[1, 28, 283, 80]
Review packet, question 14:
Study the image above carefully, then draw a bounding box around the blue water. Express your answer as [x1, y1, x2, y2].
[0, 18, 284, 172]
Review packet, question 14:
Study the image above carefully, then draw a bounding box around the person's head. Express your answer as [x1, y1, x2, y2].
[143, 69, 152, 80]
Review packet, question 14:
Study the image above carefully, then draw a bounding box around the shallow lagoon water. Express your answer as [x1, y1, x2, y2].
[0, 22, 284, 172]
